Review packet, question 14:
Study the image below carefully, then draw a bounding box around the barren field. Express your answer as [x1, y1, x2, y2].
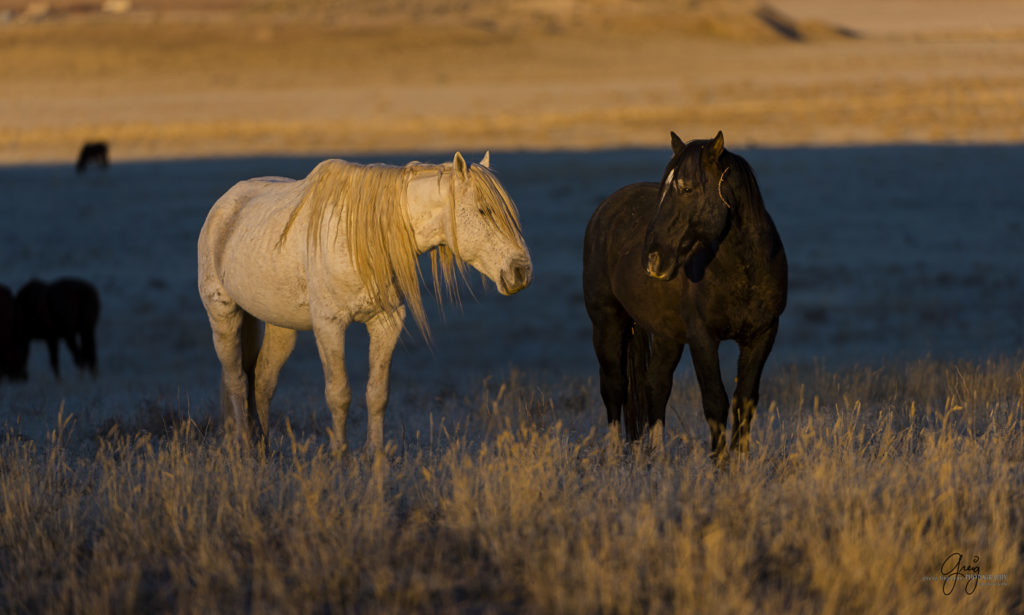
[2, 0, 1024, 162]
[1, 2, 1023, 613]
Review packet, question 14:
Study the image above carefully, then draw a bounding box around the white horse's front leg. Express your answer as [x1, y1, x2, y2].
[253, 323, 298, 442]
[365, 306, 406, 456]
[312, 315, 352, 457]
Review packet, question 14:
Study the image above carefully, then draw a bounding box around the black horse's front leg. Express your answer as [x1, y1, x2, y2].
[45, 336, 61, 379]
[731, 321, 780, 453]
[688, 327, 729, 458]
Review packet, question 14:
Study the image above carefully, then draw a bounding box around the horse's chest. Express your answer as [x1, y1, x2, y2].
[698, 264, 782, 336]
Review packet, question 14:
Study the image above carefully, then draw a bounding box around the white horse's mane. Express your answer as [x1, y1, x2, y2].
[278, 158, 522, 338]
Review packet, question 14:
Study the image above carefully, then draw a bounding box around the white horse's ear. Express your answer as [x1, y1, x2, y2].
[479, 151, 490, 168]
[454, 152, 468, 180]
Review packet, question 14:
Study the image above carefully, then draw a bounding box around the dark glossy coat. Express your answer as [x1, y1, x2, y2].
[583, 132, 787, 456]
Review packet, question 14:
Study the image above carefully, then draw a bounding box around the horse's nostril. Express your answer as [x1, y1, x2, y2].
[646, 252, 661, 274]
[502, 263, 531, 293]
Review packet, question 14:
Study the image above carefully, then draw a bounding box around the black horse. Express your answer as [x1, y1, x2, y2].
[583, 131, 787, 457]
[10, 278, 100, 379]
[76, 142, 109, 173]
[0, 285, 14, 379]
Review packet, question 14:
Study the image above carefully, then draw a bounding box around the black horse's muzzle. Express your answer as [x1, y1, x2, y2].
[644, 250, 672, 280]
[644, 237, 701, 281]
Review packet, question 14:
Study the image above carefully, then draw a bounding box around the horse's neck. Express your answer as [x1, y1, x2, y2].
[725, 193, 779, 267]
[405, 172, 451, 253]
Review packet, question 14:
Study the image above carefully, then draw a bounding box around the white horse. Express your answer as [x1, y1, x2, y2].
[197, 152, 532, 453]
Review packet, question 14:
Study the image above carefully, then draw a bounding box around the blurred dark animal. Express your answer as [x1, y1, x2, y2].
[11, 278, 100, 379]
[0, 285, 13, 380]
[76, 142, 109, 173]
[583, 131, 787, 458]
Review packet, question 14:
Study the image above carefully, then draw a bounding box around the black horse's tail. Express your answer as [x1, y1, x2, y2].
[623, 321, 651, 441]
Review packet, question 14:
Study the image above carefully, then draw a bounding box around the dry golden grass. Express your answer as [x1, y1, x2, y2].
[1, 358, 1021, 613]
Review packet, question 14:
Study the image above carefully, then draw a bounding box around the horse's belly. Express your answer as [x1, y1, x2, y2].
[219, 246, 313, 330]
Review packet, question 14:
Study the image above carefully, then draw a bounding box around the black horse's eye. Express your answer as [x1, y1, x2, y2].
[680, 186, 692, 194]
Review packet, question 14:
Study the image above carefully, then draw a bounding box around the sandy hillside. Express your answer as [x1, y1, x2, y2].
[1, 0, 1024, 163]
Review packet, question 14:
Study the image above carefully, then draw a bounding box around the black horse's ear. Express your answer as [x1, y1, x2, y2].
[670, 131, 685, 155]
[710, 130, 725, 159]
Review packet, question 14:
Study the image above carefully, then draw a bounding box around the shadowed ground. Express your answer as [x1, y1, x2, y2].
[0, 145, 1021, 441]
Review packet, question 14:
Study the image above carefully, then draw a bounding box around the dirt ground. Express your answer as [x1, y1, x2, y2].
[2, 0, 1024, 163]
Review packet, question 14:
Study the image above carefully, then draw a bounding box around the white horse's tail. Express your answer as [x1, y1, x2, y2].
[240, 311, 262, 438]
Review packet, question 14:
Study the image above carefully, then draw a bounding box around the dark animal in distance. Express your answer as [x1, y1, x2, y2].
[10, 278, 100, 379]
[583, 131, 787, 458]
[0, 285, 14, 380]
[76, 142, 109, 173]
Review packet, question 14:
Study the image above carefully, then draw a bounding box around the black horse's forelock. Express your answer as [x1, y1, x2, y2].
[656, 138, 734, 214]
[659, 139, 719, 194]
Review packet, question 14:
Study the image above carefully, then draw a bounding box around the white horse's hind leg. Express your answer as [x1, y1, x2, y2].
[253, 323, 298, 442]
[365, 306, 406, 456]
[313, 316, 352, 456]
[204, 306, 249, 446]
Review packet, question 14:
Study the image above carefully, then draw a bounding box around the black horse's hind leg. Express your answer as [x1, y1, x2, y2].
[688, 327, 730, 458]
[80, 325, 98, 374]
[645, 334, 684, 434]
[731, 321, 779, 453]
[65, 333, 83, 367]
[45, 336, 61, 379]
[588, 302, 631, 433]
[67, 329, 97, 376]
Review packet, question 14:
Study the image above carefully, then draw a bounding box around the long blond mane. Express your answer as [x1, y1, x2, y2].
[278, 158, 522, 339]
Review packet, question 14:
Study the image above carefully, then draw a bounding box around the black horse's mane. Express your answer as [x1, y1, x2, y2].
[721, 150, 765, 212]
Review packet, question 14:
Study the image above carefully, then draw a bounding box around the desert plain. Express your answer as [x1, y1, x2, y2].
[2, 0, 1024, 161]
